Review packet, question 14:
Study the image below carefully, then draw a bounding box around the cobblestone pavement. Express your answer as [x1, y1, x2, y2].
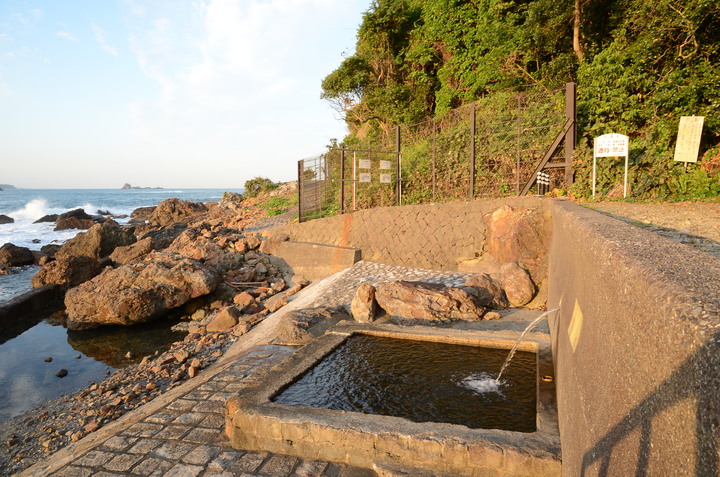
[22, 345, 377, 477]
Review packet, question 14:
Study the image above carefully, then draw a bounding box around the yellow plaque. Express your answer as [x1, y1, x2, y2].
[674, 116, 704, 163]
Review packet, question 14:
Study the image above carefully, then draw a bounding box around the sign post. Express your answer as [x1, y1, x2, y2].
[593, 133, 630, 199]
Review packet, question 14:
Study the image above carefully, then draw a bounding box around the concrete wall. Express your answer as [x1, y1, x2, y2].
[547, 201, 720, 476]
[270, 197, 548, 273]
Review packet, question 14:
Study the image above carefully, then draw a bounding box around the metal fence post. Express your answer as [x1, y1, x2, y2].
[297, 159, 304, 223]
[565, 82, 577, 185]
[340, 148, 345, 214]
[470, 104, 476, 199]
[395, 125, 401, 205]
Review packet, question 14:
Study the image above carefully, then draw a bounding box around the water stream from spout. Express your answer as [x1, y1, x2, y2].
[495, 308, 559, 384]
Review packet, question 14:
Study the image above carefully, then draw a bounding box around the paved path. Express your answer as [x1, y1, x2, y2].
[22, 343, 376, 477]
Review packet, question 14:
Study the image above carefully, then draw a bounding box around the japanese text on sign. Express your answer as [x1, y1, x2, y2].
[595, 134, 629, 157]
[380, 174, 392, 184]
[359, 159, 371, 169]
[674, 116, 704, 163]
[380, 160, 392, 170]
[359, 173, 371, 183]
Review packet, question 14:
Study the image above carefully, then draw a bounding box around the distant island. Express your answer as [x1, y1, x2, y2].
[0, 184, 16, 190]
[121, 183, 164, 190]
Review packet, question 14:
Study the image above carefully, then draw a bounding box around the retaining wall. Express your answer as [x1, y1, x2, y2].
[271, 196, 549, 274]
[548, 200, 720, 476]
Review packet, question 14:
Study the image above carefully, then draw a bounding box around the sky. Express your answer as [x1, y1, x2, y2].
[0, 0, 370, 189]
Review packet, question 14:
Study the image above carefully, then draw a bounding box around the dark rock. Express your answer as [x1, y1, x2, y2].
[0, 214, 14, 224]
[56, 369, 68, 378]
[129, 206, 155, 224]
[0, 243, 35, 267]
[33, 214, 59, 224]
[31, 255, 102, 289]
[374, 281, 487, 322]
[351, 282, 379, 323]
[40, 244, 62, 259]
[64, 250, 221, 329]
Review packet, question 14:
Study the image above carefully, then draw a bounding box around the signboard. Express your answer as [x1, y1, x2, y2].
[359, 173, 371, 183]
[674, 116, 704, 163]
[595, 133, 628, 157]
[593, 133, 630, 199]
[359, 159, 371, 169]
[380, 160, 392, 170]
[380, 173, 392, 184]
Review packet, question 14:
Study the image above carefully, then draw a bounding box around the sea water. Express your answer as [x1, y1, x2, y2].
[0, 187, 241, 421]
[0, 188, 241, 300]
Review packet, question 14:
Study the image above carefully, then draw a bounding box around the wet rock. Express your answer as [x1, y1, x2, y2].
[56, 223, 136, 261]
[31, 255, 101, 289]
[0, 243, 35, 267]
[64, 251, 221, 329]
[40, 244, 62, 260]
[33, 214, 58, 224]
[351, 282, 379, 323]
[0, 214, 14, 224]
[56, 369, 68, 378]
[374, 281, 487, 322]
[44, 357, 52, 363]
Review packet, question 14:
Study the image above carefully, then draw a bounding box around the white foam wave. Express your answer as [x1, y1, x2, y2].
[460, 373, 503, 394]
[10, 199, 52, 222]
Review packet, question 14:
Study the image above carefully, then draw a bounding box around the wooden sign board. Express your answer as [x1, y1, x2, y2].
[674, 116, 704, 163]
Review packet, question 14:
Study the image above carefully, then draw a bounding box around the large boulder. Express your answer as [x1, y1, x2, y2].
[483, 205, 550, 284]
[148, 198, 208, 227]
[34, 214, 58, 224]
[0, 243, 35, 267]
[463, 274, 509, 309]
[129, 206, 156, 224]
[56, 223, 136, 260]
[0, 214, 14, 225]
[374, 281, 487, 322]
[166, 227, 244, 274]
[351, 282, 379, 323]
[31, 256, 101, 289]
[496, 263, 536, 307]
[64, 251, 221, 329]
[54, 208, 97, 231]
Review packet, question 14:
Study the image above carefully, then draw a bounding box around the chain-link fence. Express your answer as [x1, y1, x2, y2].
[298, 83, 575, 222]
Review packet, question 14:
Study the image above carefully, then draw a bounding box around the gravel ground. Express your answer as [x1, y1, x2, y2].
[582, 200, 720, 259]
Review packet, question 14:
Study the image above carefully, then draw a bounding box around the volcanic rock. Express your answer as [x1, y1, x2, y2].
[56, 223, 136, 261]
[64, 251, 221, 329]
[31, 255, 102, 289]
[0, 243, 35, 267]
[374, 280, 487, 322]
[148, 198, 208, 227]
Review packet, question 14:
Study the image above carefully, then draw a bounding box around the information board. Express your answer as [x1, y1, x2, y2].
[673, 116, 704, 163]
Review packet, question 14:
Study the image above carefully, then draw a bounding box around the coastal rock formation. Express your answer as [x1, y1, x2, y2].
[64, 251, 221, 330]
[0, 214, 14, 224]
[31, 256, 101, 289]
[56, 223, 136, 261]
[54, 208, 98, 231]
[129, 206, 156, 224]
[34, 214, 59, 224]
[374, 280, 487, 322]
[0, 243, 35, 267]
[148, 198, 208, 227]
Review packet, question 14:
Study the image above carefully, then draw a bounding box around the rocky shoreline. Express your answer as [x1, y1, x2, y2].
[0, 188, 298, 475]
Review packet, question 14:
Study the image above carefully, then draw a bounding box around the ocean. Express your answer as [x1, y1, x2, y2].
[0, 188, 241, 421]
[0, 188, 241, 301]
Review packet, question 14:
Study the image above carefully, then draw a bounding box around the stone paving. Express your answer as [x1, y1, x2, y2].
[21, 344, 377, 477]
[20, 260, 529, 477]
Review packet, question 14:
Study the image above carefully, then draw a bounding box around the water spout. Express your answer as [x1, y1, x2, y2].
[495, 308, 559, 384]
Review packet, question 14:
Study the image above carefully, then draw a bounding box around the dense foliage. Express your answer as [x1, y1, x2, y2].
[322, 0, 720, 200]
[243, 176, 279, 198]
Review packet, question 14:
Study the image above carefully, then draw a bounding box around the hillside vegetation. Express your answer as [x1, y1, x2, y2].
[322, 0, 720, 200]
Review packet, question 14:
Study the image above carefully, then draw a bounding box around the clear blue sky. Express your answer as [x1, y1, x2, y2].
[0, 0, 369, 189]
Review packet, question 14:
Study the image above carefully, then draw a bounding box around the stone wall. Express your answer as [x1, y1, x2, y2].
[548, 200, 720, 476]
[269, 197, 550, 290]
